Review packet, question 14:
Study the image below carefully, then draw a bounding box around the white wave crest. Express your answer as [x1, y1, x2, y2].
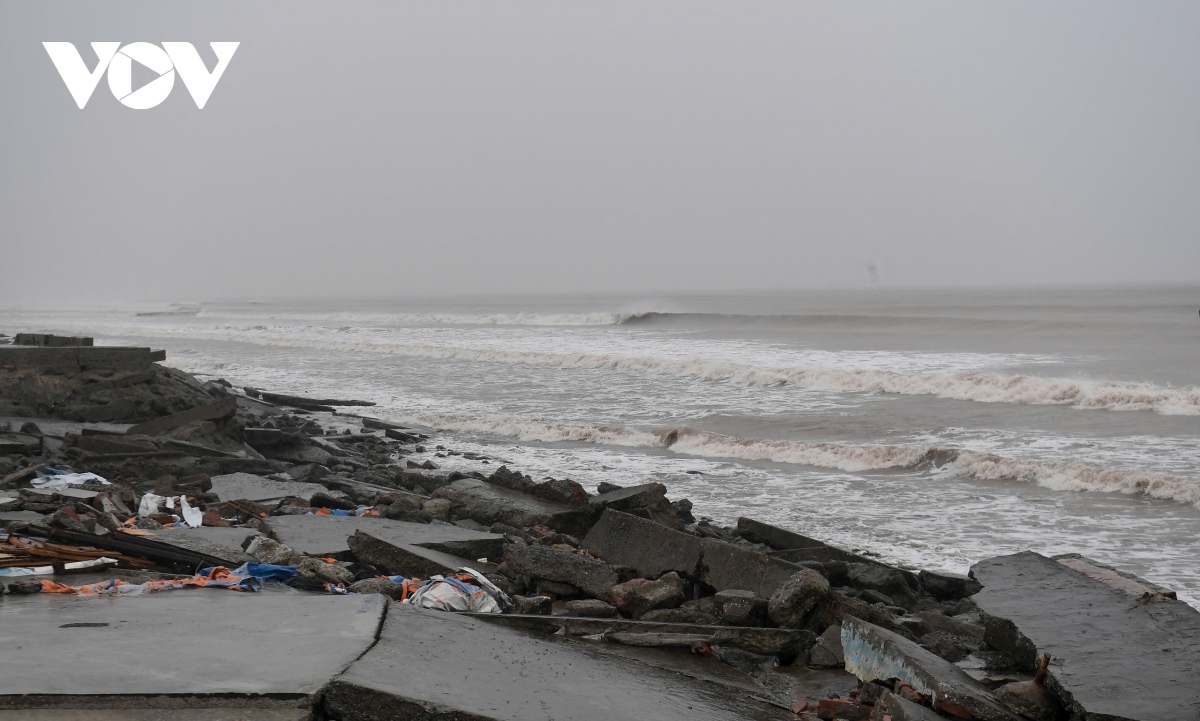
[173, 330, 1200, 415]
[386, 412, 1200, 506]
[11, 319, 1199, 415]
[197, 311, 638, 326]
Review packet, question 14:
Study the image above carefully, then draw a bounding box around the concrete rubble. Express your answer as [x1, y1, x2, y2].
[0, 333, 1194, 720]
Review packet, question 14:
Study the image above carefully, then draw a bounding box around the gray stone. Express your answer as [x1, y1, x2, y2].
[503, 542, 618, 600]
[323, 602, 796, 721]
[512, 595, 553, 615]
[848, 563, 916, 606]
[583, 508, 703, 579]
[841, 616, 1021, 721]
[808, 624, 845, 668]
[565, 599, 618, 617]
[767, 568, 831, 628]
[296, 557, 355, 586]
[610, 573, 686, 618]
[309, 490, 357, 511]
[348, 577, 405, 600]
[919, 569, 982, 600]
[972, 551, 1200, 721]
[713, 589, 769, 627]
[244, 535, 295, 566]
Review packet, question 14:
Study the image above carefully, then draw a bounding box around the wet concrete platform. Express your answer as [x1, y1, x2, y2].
[972, 551, 1200, 721]
[0, 590, 385, 711]
[325, 601, 796, 721]
[262, 514, 503, 558]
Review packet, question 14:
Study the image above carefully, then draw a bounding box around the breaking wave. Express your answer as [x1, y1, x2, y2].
[392, 412, 1200, 505]
[172, 330, 1200, 415]
[194, 310, 641, 326]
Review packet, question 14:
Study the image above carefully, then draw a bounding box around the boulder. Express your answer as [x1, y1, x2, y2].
[848, 563, 916, 606]
[713, 589, 769, 627]
[768, 568, 830, 627]
[807, 623, 845, 668]
[245, 536, 295, 566]
[348, 577, 406, 600]
[513, 595, 553, 615]
[610, 573, 686, 618]
[310, 490, 358, 511]
[919, 569, 982, 601]
[297, 557, 355, 586]
[565, 599, 618, 618]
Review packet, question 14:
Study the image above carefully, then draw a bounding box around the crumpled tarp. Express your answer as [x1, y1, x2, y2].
[38, 566, 263, 595]
[31, 469, 110, 492]
[407, 567, 511, 613]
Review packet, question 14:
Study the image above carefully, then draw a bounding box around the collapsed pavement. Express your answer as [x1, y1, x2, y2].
[0, 333, 1196, 720]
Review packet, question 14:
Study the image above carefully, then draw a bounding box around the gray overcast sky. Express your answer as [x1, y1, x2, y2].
[1, 2, 1197, 301]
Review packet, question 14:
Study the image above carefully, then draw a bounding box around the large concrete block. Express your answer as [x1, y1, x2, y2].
[433, 477, 595, 535]
[700, 538, 805, 598]
[323, 602, 796, 721]
[841, 616, 1021, 721]
[972, 551, 1200, 721]
[504, 542, 619, 599]
[0, 592, 384, 711]
[583, 509, 703, 578]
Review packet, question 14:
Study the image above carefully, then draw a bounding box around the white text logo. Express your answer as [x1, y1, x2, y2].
[43, 42, 240, 109]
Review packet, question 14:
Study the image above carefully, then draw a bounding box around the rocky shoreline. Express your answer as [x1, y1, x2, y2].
[0, 334, 1195, 721]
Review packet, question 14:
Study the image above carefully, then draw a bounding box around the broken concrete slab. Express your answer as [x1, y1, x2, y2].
[209, 472, 327, 503]
[0, 591, 385, 711]
[701, 538, 806, 599]
[262, 513, 503, 559]
[503, 542, 619, 600]
[347, 529, 494, 578]
[433, 477, 596, 536]
[145, 527, 258, 566]
[587, 482, 682, 529]
[972, 551, 1200, 721]
[737, 517, 875, 570]
[840, 616, 1021, 721]
[125, 396, 237, 437]
[583, 508, 703, 579]
[323, 601, 796, 721]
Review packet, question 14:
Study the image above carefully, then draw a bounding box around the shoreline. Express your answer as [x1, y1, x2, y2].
[0, 335, 1196, 719]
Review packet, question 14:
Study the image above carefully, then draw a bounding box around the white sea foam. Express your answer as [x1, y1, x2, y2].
[382, 411, 1200, 506]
